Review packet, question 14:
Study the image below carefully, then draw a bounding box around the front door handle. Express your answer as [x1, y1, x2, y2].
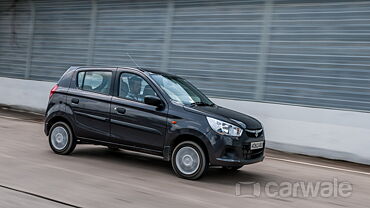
[114, 107, 126, 114]
[71, 98, 79, 104]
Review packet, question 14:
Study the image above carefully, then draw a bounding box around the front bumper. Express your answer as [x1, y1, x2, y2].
[206, 130, 265, 166]
[214, 155, 264, 166]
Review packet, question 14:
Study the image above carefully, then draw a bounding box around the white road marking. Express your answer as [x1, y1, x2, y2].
[266, 156, 370, 176]
[0, 153, 15, 159]
[0, 115, 24, 121]
[0, 115, 42, 123]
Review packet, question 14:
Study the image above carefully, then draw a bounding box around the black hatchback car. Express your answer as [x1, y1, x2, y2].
[44, 66, 265, 180]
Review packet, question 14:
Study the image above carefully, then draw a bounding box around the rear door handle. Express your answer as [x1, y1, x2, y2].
[114, 107, 126, 114]
[71, 98, 79, 104]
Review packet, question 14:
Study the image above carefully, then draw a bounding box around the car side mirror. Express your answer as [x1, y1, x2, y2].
[144, 95, 162, 107]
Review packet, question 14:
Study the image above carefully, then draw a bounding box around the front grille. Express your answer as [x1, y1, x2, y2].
[245, 129, 263, 138]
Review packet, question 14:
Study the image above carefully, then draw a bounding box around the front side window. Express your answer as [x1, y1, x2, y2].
[150, 73, 213, 106]
[119, 73, 157, 103]
[77, 71, 112, 95]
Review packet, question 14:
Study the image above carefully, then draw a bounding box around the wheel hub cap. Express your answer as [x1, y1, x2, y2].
[183, 155, 194, 166]
[51, 126, 68, 150]
[176, 146, 200, 175]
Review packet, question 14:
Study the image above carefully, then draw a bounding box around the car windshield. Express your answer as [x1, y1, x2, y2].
[150, 73, 214, 106]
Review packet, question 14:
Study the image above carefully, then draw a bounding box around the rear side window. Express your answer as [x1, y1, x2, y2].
[77, 71, 112, 95]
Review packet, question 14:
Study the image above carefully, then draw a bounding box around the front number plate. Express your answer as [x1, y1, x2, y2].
[250, 141, 264, 150]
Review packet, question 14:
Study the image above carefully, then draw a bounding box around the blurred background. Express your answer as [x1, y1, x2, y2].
[0, 0, 370, 164]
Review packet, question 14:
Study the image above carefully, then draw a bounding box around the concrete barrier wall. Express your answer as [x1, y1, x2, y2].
[0, 77, 55, 112]
[213, 98, 370, 165]
[1, 77, 369, 165]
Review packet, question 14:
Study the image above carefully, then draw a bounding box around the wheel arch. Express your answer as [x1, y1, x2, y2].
[170, 134, 210, 163]
[46, 116, 74, 136]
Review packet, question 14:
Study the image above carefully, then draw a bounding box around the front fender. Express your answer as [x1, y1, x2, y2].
[165, 126, 215, 162]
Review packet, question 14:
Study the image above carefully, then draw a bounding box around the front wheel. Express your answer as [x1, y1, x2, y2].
[49, 121, 76, 155]
[171, 141, 208, 180]
[107, 146, 120, 151]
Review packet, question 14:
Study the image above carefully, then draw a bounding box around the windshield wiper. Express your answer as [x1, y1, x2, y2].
[190, 102, 214, 106]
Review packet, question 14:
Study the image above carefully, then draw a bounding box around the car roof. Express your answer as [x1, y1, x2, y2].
[137, 67, 177, 77]
[71, 66, 177, 77]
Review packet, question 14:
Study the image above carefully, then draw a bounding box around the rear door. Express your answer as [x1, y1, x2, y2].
[67, 68, 115, 142]
[110, 70, 168, 152]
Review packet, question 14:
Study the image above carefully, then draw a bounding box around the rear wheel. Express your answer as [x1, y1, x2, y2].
[49, 121, 76, 155]
[171, 141, 208, 180]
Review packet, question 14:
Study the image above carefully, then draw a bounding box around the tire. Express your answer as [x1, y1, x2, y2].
[107, 146, 120, 151]
[49, 121, 76, 155]
[171, 141, 208, 180]
[222, 165, 243, 171]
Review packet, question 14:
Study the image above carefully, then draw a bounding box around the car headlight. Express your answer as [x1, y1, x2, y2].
[206, 117, 243, 137]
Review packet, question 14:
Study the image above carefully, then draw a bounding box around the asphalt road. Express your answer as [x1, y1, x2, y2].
[0, 108, 369, 208]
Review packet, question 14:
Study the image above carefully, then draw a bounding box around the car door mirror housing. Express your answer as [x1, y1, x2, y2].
[144, 95, 162, 107]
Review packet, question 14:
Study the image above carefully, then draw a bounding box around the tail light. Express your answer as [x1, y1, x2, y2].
[49, 84, 59, 99]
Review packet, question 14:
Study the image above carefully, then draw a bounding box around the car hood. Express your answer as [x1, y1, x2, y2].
[184, 105, 262, 130]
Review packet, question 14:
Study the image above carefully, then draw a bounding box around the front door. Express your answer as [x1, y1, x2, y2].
[110, 72, 168, 151]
